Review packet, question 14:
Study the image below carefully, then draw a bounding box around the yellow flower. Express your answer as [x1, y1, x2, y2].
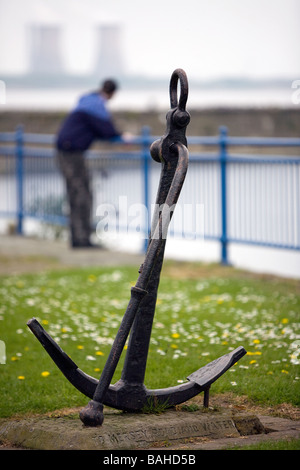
[41, 371, 50, 377]
[95, 351, 104, 356]
[77, 345, 84, 350]
[41, 319, 49, 325]
[18, 376, 25, 380]
[253, 339, 260, 344]
[249, 360, 257, 364]
[171, 333, 180, 339]
[11, 356, 18, 361]
[94, 368, 101, 372]
[281, 318, 289, 324]
[171, 344, 178, 349]
[281, 369, 289, 374]
[247, 351, 262, 356]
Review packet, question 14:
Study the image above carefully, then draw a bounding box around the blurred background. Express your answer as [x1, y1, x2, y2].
[0, 0, 299, 111]
[0, 0, 299, 279]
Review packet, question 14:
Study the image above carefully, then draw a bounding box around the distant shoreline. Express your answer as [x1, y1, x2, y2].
[0, 76, 297, 113]
[1, 108, 299, 139]
[0, 72, 294, 90]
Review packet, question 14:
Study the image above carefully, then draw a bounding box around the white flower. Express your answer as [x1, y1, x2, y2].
[157, 349, 166, 356]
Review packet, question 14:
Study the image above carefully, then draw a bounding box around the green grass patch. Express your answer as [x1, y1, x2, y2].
[0, 263, 299, 418]
[226, 437, 300, 450]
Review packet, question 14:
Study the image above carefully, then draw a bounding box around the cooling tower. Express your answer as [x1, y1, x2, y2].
[29, 24, 63, 74]
[94, 24, 125, 78]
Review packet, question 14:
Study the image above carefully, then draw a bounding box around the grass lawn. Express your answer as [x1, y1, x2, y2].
[0, 261, 299, 419]
[226, 437, 300, 450]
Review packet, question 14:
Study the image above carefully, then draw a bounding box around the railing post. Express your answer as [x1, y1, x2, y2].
[141, 126, 151, 253]
[219, 126, 229, 265]
[16, 125, 24, 235]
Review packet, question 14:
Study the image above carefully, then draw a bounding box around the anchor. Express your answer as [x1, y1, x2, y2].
[27, 69, 246, 426]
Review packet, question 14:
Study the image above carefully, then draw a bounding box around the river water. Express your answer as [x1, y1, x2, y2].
[1, 85, 295, 111]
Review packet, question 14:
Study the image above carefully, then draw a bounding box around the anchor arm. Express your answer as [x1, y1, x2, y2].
[27, 317, 128, 406]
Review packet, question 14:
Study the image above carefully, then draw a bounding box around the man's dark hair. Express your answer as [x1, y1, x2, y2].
[101, 79, 118, 95]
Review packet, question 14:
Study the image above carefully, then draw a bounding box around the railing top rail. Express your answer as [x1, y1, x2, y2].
[0, 132, 15, 142]
[1, 130, 300, 148]
[22, 133, 56, 145]
[190, 136, 300, 147]
[225, 136, 300, 147]
[2, 148, 298, 164]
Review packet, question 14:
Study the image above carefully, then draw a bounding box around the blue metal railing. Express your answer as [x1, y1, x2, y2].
[0, 125, 299, 264]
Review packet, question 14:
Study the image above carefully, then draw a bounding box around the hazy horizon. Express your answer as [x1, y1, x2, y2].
[0, 0, 299, 82]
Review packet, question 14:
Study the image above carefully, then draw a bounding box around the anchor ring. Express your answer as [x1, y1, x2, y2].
[169, 68, 189, 111]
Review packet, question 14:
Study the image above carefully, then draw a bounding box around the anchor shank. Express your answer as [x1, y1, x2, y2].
[121, 142, 187, 385]
[120, 148, 179, 385]
[82, 144, 188, 424]
[121, 243, 166, 385]
[91, 286, 147, 404]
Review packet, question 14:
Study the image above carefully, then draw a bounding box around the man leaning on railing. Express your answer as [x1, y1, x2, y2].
[55, 79, 128, 248]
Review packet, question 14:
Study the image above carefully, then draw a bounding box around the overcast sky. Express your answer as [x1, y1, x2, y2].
[0, 0, 299, 80]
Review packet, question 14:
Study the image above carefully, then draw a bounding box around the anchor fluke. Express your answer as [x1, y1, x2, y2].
[187, 346, 247, 388]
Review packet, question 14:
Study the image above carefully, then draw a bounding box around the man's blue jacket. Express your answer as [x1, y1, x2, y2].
[56, 92, 121, 152]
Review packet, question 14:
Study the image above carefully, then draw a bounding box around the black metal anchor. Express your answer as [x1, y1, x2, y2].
[27, 69, 246, 426]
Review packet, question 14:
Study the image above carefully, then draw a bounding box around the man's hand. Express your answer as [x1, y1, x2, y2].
[121, 132, 134, 143]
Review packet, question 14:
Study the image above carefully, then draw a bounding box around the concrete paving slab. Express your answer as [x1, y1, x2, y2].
[0, 235, 144, 274]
